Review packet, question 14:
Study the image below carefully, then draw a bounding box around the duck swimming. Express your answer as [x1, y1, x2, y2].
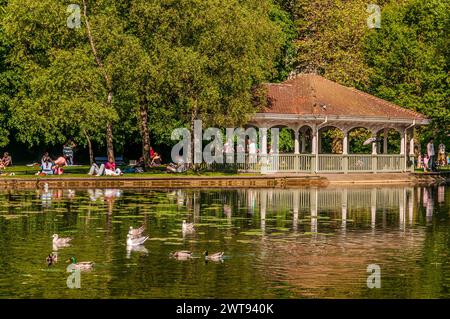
[52, 234, 72, 246]
[66, 256, 94, 270]
[46, 253, 57, 266]
[204, 251, 224, 262]
[170, 250, 193, 260]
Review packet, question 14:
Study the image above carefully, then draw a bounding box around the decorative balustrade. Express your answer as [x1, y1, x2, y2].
[202, 153, 407, 173]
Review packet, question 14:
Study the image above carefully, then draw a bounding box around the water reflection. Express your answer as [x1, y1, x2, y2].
[0, 184, 448, 298]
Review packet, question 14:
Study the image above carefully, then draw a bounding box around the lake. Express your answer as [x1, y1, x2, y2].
[0, 185, 449, 298]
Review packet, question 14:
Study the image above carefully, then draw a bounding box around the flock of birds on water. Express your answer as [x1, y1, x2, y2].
[46, 220, 225, 270]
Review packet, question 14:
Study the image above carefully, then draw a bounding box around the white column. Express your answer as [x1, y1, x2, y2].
[383, 128, 388, 154]
[311, 126, 318, 155]
[400, 130, 405, 155]
[409, 130, 415, 155]
[294, 130, 300, 154]
[342, 132, 348, 155]
[372, 134, 378, 155]
[260, 128, 268, 155]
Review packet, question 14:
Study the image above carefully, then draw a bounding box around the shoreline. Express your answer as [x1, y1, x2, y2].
[0, 172, 448, 190]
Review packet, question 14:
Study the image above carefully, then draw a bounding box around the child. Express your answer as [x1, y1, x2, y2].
[417, 152, 423, 169]
[423, 155, 429, 172]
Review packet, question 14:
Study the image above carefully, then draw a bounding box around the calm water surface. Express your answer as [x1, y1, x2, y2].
[0, 185, 449, 298]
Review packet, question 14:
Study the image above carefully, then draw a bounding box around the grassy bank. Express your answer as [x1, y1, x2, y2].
[0, 165, 259, 178]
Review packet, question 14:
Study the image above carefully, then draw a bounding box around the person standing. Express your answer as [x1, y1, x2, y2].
[427, 138, 435, 172]
[63, 140, 76, 166]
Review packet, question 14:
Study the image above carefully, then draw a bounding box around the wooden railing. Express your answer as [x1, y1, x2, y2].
[318, 155, 342, 172]
[377, 154, 404, 172]
[347, 155, 373, 172]
[202, 153, 407, 173]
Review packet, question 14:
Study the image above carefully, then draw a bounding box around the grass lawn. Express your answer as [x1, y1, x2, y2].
[414, 165, 450, 173]
[0, 165, 259, 178]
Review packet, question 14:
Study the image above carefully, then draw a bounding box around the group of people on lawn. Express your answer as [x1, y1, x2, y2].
[416, 138, 449, 172]
[88, 146, 163, 176]
[38, 152, 69, 175]
[3, 138, 447, 176]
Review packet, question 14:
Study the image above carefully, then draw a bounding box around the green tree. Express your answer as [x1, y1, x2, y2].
[130, 0, 287, 163]
[2, 0, 141, 161]
[364, 0, 450, 145]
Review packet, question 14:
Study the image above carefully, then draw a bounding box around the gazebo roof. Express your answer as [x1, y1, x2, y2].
[261, 74, 428, 123]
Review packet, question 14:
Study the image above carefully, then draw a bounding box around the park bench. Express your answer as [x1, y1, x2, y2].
[94, 156, 125, 166]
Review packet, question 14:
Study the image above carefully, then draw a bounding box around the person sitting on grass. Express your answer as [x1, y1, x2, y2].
[88, 161, 105, 176]
[149, 147, 155, 160]
[150, 152, 162, 166]
[41, 152, 52, 166]
[131, 156, 146, 173]
[0, 152, 12, 169]
[104, 158, 122, 176]
[166, 156, 187, 173]
[123, 157, 145, 174]
[37, 158, 54, 175]
[53, 155, 68, 175]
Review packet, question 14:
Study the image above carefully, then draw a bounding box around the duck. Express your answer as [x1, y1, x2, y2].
[182, 220, 195, 233]
[204, 251, 224, 262]
[126, 234, 149, 246]
[46, 253, 57, 266]
[170, 250, 193, 260]
[128, 224, 146, 238]
[52, 234, 72, 246]
[66, 256, 94, 270]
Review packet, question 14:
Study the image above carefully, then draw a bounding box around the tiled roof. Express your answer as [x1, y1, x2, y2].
[263, 74, 427, 120]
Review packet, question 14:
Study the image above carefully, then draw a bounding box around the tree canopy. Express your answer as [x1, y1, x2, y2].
[0, 0, 448, 162]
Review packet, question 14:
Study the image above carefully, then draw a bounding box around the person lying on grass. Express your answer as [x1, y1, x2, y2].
[88, 159, 122, 176]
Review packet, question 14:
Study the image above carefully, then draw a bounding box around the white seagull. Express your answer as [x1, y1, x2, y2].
[128, 224, 146, 238]
[182, 220, 195, 233]
[126, 234, 149, 246]
[52, 234, 72, 246]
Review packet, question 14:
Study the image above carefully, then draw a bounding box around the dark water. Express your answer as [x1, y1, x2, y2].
[0, 185, 449, 299]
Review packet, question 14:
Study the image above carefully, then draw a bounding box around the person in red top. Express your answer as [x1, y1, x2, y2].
[53, 155, 68, 175]
[105, 159, 115, 171]
[150, 147, 155, 160]
[104, 159, 122, 176]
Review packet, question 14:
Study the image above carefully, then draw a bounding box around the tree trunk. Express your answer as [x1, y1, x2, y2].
[106, 122, 115, 162]
[82, 0, 115, 162]
[139, 101, 151, 166]
[106, 92, 114, 162]
[83, 129, 94, 165]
